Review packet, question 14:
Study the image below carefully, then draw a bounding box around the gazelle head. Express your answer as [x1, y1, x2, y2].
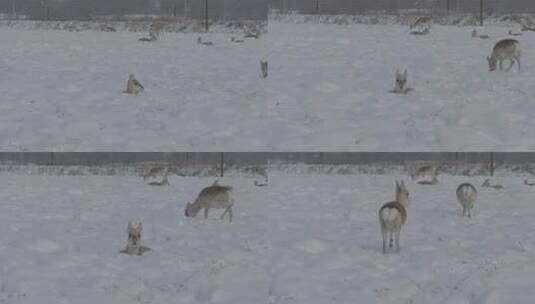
[127, 221, 143, 247]
[185, 202, 191, 217]
[395, 180, 410, 207]
[487, 56, 498, 71]
[395, 70, 408, 91]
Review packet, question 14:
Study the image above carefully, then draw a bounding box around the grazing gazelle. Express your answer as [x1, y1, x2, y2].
[185, 183, 234, 223]
[456, 183, 477, 217]
[120, 221, 152, 256]
[487, 39, 521, 72]
[379, 181, 410, 254]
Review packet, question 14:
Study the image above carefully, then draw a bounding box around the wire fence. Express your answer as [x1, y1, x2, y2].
[2, 1, 535, 22]
[1, 153, 535, 177]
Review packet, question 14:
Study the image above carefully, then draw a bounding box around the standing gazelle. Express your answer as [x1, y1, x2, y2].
[185, 183, 234, 223]
[456, 183, 477, 217]
[379, 181, 410, 254]
[487, 39, 521, 72]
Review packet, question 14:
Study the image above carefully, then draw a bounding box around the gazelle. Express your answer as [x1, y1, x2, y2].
[124, 74, 144, 95]
[120, 221, 152, 256]
[487, 39, 521, 72]
[379, 181, 410, 254]
[185, 183, 234, 223]
[456, 183, 477, 217]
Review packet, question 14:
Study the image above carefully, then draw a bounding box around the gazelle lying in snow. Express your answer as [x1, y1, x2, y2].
[142, 165, 169, 186]
[391, 70, 413, 94]
[456, 183, 477, 217]
[123, 74, 144, 95]
[472, 29, 489, 39]
[487, 39, 521, 72]
[120, 221, 152, 256]
[231, 36, 244, 43]
[197, 37, 214, 46]
[410, 165, 438, 185]
[481, 178, 504, 190]
[379, 181, 409, 254]
[185, 182, 234, 223]
[508, 29, 522, 36]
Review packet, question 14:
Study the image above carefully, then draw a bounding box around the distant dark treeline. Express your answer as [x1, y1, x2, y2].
[1, 1, 534, 20]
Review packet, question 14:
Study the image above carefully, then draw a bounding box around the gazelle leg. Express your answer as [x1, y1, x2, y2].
[516, 57, 522, 71]
[395, 230, 401, 252]
[506, 59, 514, 72]
[382, 229, 387, 254]
[499, 60, 504, 71]
[228, 207, 233, 223]
[220, 208, 229, 220]
[204, 207, 209, 219]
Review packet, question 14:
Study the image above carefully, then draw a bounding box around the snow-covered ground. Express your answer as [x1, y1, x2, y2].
[1, 22, 535, 150]
[266, 23, 535, 150]
[0, 29, 269, 151]
[1, 172, 535, 303]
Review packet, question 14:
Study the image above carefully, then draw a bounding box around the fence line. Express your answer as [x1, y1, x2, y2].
[0, 152, 535, 176]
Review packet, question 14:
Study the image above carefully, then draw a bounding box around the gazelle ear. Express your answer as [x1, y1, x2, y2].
[128, 221, 133, 230]
[403, 70, 408, 77]
[400, 180, 406, 189]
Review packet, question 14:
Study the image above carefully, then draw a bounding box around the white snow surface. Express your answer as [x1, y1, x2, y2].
[1, 173, 535, 303]
[0, 29, 269, 151]
[2, 22, 535, 150]
[265, 22, 535, 150]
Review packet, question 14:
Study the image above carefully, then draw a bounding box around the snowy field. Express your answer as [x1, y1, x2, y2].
[1, 22, 535, 150]
[0, 28, 269, 151]
[266, 23, 535, 151]
[1, 172, 535, 303]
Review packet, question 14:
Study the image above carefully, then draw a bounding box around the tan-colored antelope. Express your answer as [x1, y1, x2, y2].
[487, 39, 521, 72]
[124, 74, 144, 95]
[379, 181, 409, 254]
[456, 183, 477, 217]
[120, 221, 152, 256]
[185, 183, 234, 223]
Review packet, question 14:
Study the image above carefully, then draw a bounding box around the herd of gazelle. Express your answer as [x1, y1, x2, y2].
[123, 177, 482, 256]
[392, 35, 521, 94]
[378, 181, 477, 254]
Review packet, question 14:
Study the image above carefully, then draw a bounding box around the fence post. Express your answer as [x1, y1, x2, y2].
[220, 152, 224, 177]
[204, 0, 209, 32]
[480, 0, 484, 26]
[490, 152, 494, 176]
